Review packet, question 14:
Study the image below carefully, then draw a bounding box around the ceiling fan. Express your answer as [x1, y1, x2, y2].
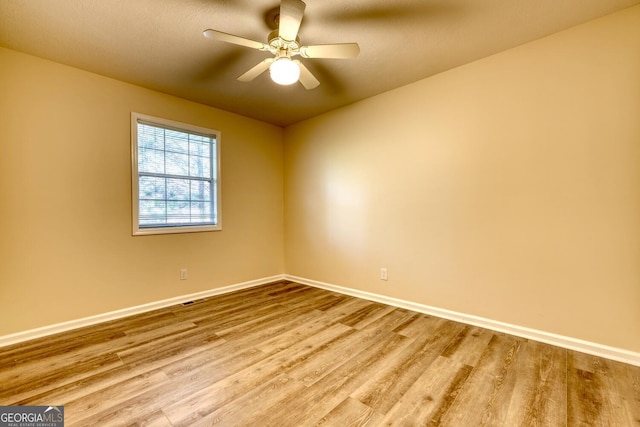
[203, 0, 360, 89]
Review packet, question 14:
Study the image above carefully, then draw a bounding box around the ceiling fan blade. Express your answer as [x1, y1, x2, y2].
[278, 0, 305, 42]
[295, 61, 319, 90]
[203, 29, 268, 51]
[237, 58, 274, 82]
[300, 43, 360, 59]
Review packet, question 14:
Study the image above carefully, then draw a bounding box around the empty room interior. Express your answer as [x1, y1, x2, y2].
[1, 0, 640, 425]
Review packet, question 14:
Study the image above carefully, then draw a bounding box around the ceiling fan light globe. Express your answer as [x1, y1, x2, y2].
[269, 58, 300, 85]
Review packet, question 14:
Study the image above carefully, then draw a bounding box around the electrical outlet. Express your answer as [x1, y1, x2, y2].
[180, 269, 188, 280]
[380, 268, 388, 281]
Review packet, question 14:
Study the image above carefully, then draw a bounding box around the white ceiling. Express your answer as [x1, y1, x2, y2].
[1, 0, 638, 126]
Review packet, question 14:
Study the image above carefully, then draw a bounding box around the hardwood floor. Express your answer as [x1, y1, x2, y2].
[1, 281, 639, 426]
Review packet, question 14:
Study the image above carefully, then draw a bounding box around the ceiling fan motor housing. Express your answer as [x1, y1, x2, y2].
[268, 30, 300, 55]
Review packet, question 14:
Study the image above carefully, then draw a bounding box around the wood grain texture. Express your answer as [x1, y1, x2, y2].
[1, 281, 639, 426]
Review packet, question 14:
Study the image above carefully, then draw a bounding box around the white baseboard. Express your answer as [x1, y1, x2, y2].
[286, 275, 640, 367]
[0, 275, 286, 348]
[4, 273, 639, 367]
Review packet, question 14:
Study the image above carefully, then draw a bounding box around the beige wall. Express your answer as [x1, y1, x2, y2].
[0, 47, 284, 336]
[284, 6, 640, 352]
[2, 6, 639, 354]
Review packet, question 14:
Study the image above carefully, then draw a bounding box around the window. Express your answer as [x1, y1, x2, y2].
[131, 113, 221, 235]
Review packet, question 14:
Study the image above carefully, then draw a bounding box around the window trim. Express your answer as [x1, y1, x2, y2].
[131, 112, 222, 236]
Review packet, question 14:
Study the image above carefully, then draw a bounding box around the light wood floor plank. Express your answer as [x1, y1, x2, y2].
[502, 340, 567, 426]
[441, 325, 496, 367]
[1, 281, 639, 426]
[186, 374, 306, 427]
[568, 351, 635, 426]
[258, 332, 413, 427]
[161, 322, 353, 425]
[392, 313, 444, 338]
[0, 353, 124, 405]
[254, 312, 342, 355]
[351, 319, 466, 414]
[380, 355, 473, 426]
[437, 333, 525, 426]
[63, 370, 170, 425]
[317, 397, 384, 426]
[609, 359, 640, 425]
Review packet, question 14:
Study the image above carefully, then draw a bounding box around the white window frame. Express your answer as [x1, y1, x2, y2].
[131, 112, 222, 235]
